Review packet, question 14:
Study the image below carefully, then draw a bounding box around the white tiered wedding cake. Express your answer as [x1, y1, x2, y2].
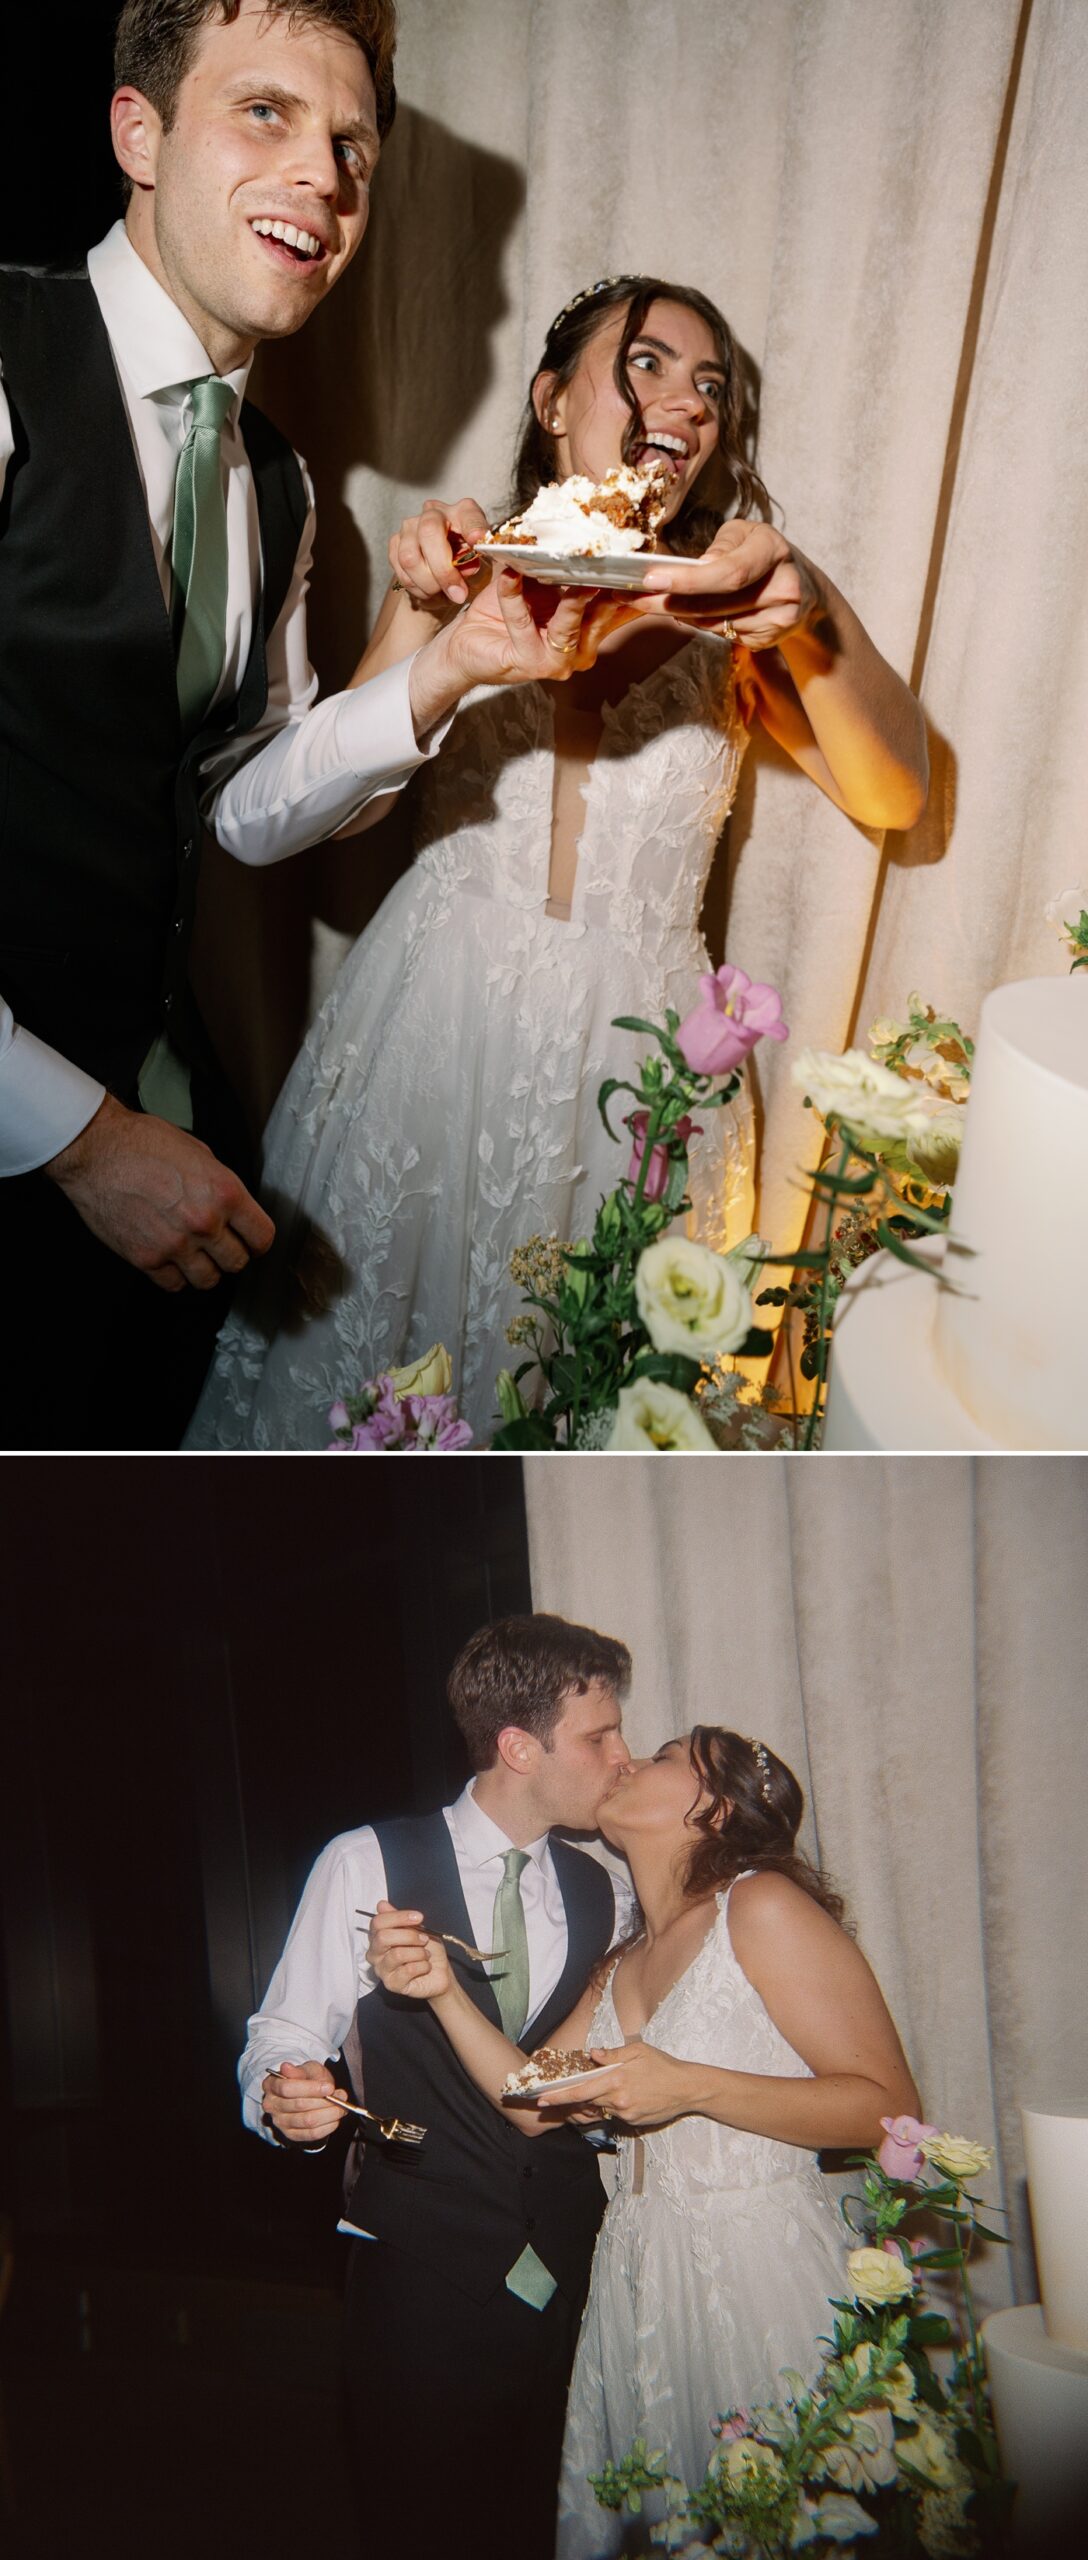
[823, 976, 1088, 1451]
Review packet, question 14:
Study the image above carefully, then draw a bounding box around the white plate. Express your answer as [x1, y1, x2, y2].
[503, 2065, 606, 2100]
[476, 542, 661, 590]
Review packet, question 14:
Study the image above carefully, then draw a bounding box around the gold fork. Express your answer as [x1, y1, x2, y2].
[356, 1908, 507, 1965]
[323, 2090, 426, 2144]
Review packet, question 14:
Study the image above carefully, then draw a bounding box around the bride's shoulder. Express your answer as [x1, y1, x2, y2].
[721, 1869, 835, 1948]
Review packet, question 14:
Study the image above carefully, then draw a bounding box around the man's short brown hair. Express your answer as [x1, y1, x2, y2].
[113, 1, 397, 140]
[448, 1614, 632, 1772]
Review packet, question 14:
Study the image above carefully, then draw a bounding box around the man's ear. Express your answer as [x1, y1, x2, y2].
[495, 1725, 536, 1777]
[111, 86, 163, 194]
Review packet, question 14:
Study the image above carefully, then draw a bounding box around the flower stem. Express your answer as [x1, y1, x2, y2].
[802, 1131, 851, 1449]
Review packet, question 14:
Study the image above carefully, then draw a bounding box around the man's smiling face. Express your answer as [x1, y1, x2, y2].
[115, 3, 379, 364]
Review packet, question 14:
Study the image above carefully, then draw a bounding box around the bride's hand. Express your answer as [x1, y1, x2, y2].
[389, 497, 491, 608]
[367, 1901, 454, 2001]
[577, 2039, 694, 2129]
[635, 521, 820, 652]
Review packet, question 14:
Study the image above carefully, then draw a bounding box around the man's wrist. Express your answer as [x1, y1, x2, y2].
[44, 1091, 121, 1185]
[408, 623, 468, 741]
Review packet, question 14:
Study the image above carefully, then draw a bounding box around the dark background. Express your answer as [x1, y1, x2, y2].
[4, 15, 121, 264]
[0, 1455, 533, 2555]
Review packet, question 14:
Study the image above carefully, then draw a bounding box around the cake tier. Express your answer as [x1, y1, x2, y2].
[934, 977, 1088, 1446]
[1022, 2108, 1088, 2354]
[822, 1244, 1000, 1451]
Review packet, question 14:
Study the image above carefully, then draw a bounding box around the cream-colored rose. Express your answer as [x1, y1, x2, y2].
[792, 1047, 920, 1149]
[388, 1343, 452, 1398]
[634, 1237, 752, 1360]
[920, 2134, 993, 2184]
[898, 2414, 971, 2494]
[901, 1093, 965, 1186]
[818, 2406, 898, 2493]
[724, 2438, 785, 2489]
[846, 2245, 916, 2308]
[843, 2343, 916, 2419]
[607, 1380, 717, 1452]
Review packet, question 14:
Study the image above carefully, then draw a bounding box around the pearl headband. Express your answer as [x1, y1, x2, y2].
[746, 1738, 775, 1807]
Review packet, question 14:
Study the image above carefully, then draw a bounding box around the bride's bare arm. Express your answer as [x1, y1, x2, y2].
[581, 1873, 919, 2147]
[367, 1902, 605, 2139]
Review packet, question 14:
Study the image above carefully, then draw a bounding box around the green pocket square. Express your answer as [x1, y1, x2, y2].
[504, 2243, 557, 2309]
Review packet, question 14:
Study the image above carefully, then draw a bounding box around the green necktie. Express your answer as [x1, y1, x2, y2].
[171, 373, 235, 735]
[492, 1848, 531, 2041]
[139, 378, 234, 1126]
[492, 1849, 557, 2312]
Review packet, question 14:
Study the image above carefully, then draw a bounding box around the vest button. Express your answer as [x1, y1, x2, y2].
[163, 994, 173, 1011]
[522, 2165, 533, 2179]
[181, 838, 194, 860]
[173, 918, 183, 934]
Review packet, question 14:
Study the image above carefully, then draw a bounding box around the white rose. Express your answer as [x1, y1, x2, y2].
[607, 1380, 717, 1452]
[808, 2491, 879, 2544]
[818, 2406, 898, 2494]
[898, 2414, 971, 2494]
[845, 2245, 916, 2308]
[387, 1343, 452, 1398]
[634, 1237, 752, 1359]
[901, 1092, 965, 1186]
[791, 1047, 920, 1149]
[724, 2437, 785, 2489]
[920, 2133, 993, 2184]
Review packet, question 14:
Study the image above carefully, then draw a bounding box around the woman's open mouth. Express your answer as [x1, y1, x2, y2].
[634, 435, 690, 481]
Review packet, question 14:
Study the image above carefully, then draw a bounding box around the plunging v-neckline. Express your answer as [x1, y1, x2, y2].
[540, 631, 710, 921]
[608, 1892, 725, 2038]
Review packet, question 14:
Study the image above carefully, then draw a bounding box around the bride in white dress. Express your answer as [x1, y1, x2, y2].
[373, 1726, 919, 2560]
[189, 274, 927, 1448]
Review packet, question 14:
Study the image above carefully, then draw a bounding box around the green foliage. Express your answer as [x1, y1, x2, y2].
[592, 2139, 1012, 2557]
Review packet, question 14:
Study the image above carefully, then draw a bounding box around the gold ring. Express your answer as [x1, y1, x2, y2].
[719, 617, 738, 645]
[544, 626, 578, 657]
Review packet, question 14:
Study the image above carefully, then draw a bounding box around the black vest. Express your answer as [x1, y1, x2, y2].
[0, 266, 307, 1095]
[343, 1813, 616, 2304]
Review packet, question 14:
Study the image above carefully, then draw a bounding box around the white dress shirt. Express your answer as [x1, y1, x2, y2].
[0, 222, 447, 1175]
[238, 1779, 637, 2143]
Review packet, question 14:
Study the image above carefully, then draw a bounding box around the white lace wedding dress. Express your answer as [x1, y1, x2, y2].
[557, 1881, 850, 2560]
[189, 636, 753, 1450]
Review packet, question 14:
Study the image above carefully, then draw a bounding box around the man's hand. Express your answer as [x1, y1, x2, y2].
[408, 570, 635, 736]
[261, 2058, 344, 2145]
[637, 522, 820, 651]
[367, 1900, 455, 2002]
[45, 1092, 275, 1293]
[389, 496, 491, 609]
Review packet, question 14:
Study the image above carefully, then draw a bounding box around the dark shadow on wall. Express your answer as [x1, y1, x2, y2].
[194, 104, 525, 1135]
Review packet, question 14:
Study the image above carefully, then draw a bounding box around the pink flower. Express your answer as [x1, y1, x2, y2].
[625, 1111, 701, 1202]
[877, 2115, 940, 2181]
[677, 966, 789, 1078]
[712, 2411, 751, 2442]
[328, 1400, 351, 1433]
[403, 1394, 475, 1451]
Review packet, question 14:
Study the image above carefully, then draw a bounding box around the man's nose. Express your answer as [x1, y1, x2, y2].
[610, 1734, 635, 1768]
[282, 130, 342, 203]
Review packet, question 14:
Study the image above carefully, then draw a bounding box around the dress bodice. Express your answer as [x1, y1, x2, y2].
[590, 1881, 817, 2205]
[411, 636, 747, 966]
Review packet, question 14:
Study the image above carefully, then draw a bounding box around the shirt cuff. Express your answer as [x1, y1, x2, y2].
[0, 1024, 105, 1177]
[331, 650, 456, 773]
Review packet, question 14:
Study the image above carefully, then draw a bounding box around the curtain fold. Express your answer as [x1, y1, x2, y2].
[524, 1452, 1088, 2314]
[218, 0, 1087, 1257]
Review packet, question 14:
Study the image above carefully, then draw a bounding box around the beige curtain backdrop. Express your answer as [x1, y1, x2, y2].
[524, 1453, 1088, 2320]
[195, 0, 1088, 1255]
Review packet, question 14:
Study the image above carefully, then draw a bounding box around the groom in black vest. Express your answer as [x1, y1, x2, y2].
[0, 0, 608, 1451]
[246, 1614, 636, 2560]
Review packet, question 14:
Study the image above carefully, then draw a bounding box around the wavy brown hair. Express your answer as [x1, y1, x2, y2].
[448, 1613, 632, 1772]
[680, 1726, 847, 1923]
[510, 274, 770, 556]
